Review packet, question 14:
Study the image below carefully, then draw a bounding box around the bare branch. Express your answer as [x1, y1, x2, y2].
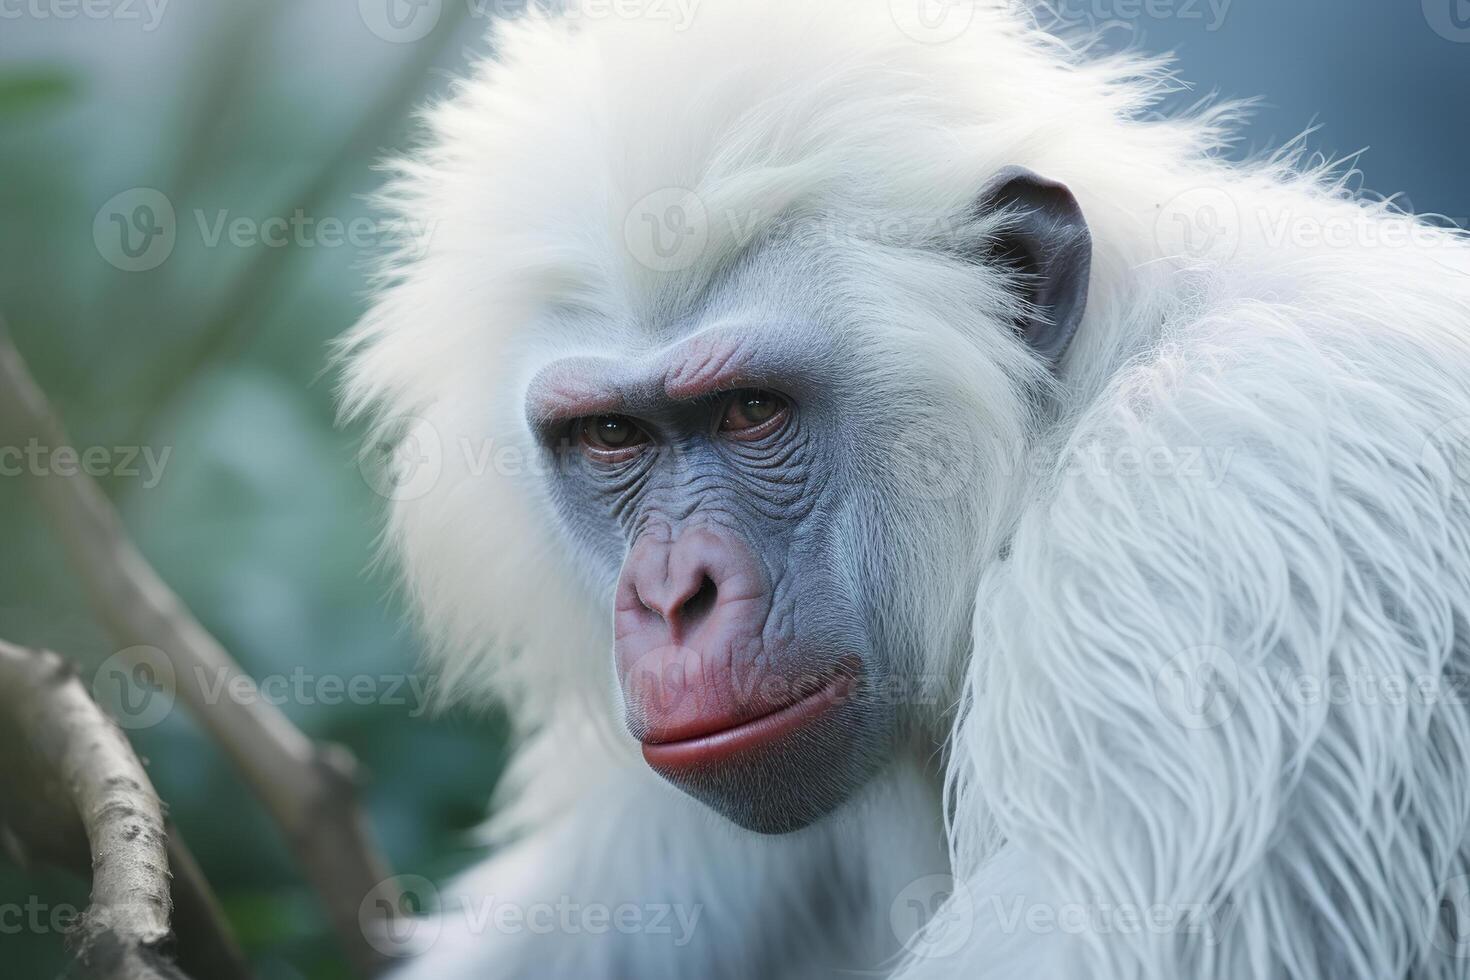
[0, 650, 252, 980]
[0, 640, 182, 980]
[0, 322, 398, 976]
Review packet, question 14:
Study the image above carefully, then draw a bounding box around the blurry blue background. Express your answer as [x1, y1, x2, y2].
[0, 2, 1464, 977]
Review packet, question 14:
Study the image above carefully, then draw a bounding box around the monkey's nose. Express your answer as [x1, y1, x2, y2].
[616, 526, 764, 647]
[637, 572, 719, 636]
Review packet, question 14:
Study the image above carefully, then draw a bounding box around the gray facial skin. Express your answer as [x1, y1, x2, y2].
[526, 324, 889, 833]
[522, 170, 1090, 834]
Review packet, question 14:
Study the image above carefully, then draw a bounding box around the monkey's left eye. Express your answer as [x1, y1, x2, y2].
[578, 415, 649, 455]
[719, 389, 789, 436]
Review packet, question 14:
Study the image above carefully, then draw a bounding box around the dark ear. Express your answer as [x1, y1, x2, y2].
[976, 167, 1092, 366]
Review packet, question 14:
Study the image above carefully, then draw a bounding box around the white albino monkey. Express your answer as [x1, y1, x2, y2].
[341, 1, 1470, 977]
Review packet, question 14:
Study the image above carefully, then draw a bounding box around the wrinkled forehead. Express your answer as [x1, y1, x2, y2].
[524, 316, 835, 426]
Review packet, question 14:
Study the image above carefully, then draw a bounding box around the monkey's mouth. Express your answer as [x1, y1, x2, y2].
[639, 670, 859, 772]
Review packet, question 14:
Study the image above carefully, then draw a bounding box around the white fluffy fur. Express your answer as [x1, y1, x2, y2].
[341, 2, 1470, 977]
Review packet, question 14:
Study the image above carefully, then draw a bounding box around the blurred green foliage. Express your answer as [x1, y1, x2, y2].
[0, 4, 505, 977]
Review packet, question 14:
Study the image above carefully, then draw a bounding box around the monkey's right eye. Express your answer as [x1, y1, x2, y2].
[577, 415, 650, 456]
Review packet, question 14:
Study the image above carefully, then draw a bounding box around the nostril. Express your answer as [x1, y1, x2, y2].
[679, 575, 719, 628]
[633, 573, 720, 632]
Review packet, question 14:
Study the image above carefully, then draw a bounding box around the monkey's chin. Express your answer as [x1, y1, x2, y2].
[641, 688, 884, 835]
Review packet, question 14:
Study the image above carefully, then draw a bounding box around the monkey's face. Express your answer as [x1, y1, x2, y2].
[518, 170, 1090, 834]
[526, 324, 898, 834]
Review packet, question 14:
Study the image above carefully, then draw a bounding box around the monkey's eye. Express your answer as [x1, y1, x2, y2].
[719, 389, 789, 436]
[578, 415, 649, 456]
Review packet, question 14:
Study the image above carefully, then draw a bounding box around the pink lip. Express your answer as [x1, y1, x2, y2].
[641, 672, 856, 771]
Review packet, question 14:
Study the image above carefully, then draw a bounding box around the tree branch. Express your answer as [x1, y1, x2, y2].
[0, 716, 249, 980]
[0, 640, 185, 980]
[0, 322, 398, 976]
